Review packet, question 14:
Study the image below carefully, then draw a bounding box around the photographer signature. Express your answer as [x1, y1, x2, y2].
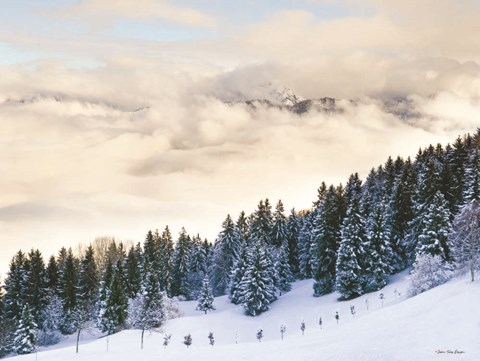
[435, 349, 465, 355]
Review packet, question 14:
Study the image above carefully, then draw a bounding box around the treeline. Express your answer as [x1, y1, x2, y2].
[1, 130, 479, 357]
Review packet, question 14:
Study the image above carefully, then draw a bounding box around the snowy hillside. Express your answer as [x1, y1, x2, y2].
[9, 271, 479, 361]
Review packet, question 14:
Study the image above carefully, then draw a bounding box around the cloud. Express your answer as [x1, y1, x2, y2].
[55, 0, 216, 28]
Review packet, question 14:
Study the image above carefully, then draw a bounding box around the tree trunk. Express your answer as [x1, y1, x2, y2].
[471, 267, 475, 282]
[141, 328, 145, 350]
[76, 329, 81, 354]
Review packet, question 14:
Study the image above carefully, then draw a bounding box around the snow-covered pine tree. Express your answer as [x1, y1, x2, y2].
[142, 230, 157, 276]
[0, 293, 11, 357]
[297, 211, 313, 279]
[286, 208, 300, 276]
[275, 239, 294, 295]
[361, 168, 382, 223]
[13, 304, 37, 355]
[96, 257, 113, 332]
[3, 251, 27, 322]
[441, 144, 457, 214]
[451, 136, 470, 207]
[271, 200, 288, 248]
[59, 248, 78, 321]
[77, 245, 98, 314]
[124, 244, 142, 299]
[99, 260, 128, 334]
[271, 200, 293, 294]
[45, 255, 59, 294]
[236, 211, 249, 244]
[170, 228, 192, 298]
[239, 242, 277, 316]
[450, 199, 480, 281]
[416, 191, 452, 261]
[408, 155, 444, 260]
[212, 215, 241, 296]
[24, 249, 48, 327]
[336, 191, 367, 299]
[462, 149, 480, 204]
[159, 226, 174, 293]
[312, 185, 345, 296]
[389, 158, 416, 271]
[196, 276, 215, 314]
[186, 234, 208, 300]
[363, 201, 394, 291]
[249, 199, 273, 246]
[229, 244, 249, 305]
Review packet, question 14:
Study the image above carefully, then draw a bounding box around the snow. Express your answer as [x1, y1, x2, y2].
[7, 271, 479, 361]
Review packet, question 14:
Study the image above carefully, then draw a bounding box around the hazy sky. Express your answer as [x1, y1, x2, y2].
[1, 0, 480, 276]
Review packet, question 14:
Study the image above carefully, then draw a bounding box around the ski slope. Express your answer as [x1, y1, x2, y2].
[8, 271, 479, 361]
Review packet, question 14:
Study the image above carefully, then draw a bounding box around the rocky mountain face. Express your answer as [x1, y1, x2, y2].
[227, 84, 421, 120]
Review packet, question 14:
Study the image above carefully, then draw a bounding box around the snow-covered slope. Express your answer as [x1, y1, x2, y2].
[9, 271, 479, 361]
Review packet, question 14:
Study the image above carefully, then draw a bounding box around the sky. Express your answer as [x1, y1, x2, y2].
[1, 0, 480, 277]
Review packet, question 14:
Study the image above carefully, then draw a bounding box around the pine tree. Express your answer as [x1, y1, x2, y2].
[239, 242, 276, 316]
[13, 304, 37, 355]
[236, 211, 249, 243]
[336, 195, 367, 299]
[196, 276, 215, 314]
[229, 244, 249, 305]
[312, 185, 344, 296]
[187, 235, 208, 299]
[171, 228, 192, 298]
[0, 292, 12, 357]
[78, 246, 98, 306]
[24, 249, 48, 326]
[97, 257, 114, 331]
[271, 200, 288, 248]
[99, 261, 128, 334]
[159, 226, 174, 293]
[416, 191, 452, 261]
[3, 251, 27, 322]
[142, 230, 157, 278]
[275, 240, 293, 295]
[451, 135, 472, 207]
[462, 149, 480, 204]
[389, 159, 416, 270]
[76, 245, 98, 335]
[59, 248, 78, 313]
[45, 255, 59, 294]
[249, 199, 273, 245]
[297, 212, 313, 279]
[56, 247, 68, 277]
[286, 208, 300, 275]
[363, 201, 393, 291]
[212, 215, 241, 295]
[124, 244, 142, 299]
[408, 156, 444, 256]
